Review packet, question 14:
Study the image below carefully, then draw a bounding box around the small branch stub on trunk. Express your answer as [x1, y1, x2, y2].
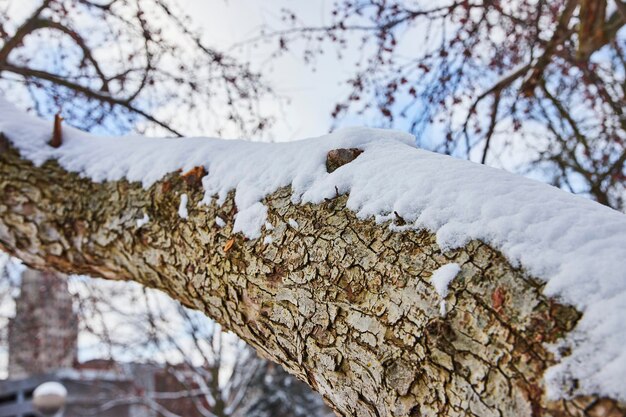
[49, 113, 63, 148]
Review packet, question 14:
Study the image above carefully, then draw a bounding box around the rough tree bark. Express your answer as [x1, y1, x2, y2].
[0, 135, 624, 417]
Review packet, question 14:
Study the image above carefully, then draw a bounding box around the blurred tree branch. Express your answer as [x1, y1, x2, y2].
[0, 0, 275, 137]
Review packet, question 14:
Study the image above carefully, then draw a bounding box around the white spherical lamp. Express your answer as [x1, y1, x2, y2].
[32, 381, 67, 416]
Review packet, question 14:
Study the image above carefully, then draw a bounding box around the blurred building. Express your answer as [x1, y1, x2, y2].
[0, 269, 334, 417]
[1, 270, 186, 417]
[7, 269, 79, 379]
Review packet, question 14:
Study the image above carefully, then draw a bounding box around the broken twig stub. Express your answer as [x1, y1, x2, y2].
[49, 113, 63, 148]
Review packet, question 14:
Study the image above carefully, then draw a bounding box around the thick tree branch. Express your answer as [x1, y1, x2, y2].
[0, 135, 625, 416]
[578, 0, 626, 60]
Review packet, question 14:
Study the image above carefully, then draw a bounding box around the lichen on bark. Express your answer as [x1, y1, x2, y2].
[0, 137, 624, 417]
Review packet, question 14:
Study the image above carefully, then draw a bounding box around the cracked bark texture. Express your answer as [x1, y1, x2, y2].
[0, 137, 624, 417]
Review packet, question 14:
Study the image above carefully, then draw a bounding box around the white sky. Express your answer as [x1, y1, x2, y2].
[179, 0, 352, 141]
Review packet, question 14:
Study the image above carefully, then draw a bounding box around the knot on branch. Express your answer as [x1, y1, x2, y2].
[326, 148, 363, 173]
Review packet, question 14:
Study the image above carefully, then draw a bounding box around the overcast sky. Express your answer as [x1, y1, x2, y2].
[179, 0, 354, 141]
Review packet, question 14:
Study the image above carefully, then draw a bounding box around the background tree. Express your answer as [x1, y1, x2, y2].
[0, 0, 274, 137]
[68, 272, 334, 417]
[268, 0, 626, 209]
